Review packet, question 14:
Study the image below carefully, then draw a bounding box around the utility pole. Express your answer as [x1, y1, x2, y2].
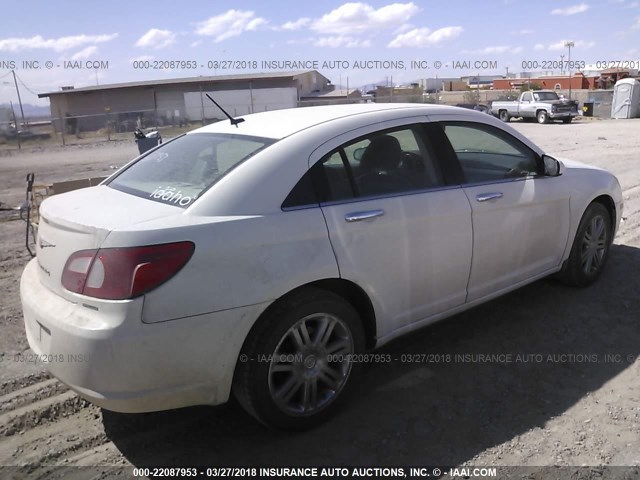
[10, 100, 20, 150]
[565, 41, 574, 99]
[560, 54, 565, 75]
[11, 70, 26, 130]
[199, 84, 205, 125]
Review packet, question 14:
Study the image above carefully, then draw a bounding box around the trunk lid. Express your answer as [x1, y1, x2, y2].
[35, 185, 182, 299]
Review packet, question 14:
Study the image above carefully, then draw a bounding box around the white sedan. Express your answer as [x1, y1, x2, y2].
[21, 103, 622, 430]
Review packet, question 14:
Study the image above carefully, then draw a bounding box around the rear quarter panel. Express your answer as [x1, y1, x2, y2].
[103, 209, 339, 323]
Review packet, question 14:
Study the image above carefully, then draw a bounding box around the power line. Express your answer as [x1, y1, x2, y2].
[0, 70, 13, 81]
[14, 71, 39, 96]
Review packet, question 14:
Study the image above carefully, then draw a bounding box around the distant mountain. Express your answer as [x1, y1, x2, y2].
[0, 103, 51, 119]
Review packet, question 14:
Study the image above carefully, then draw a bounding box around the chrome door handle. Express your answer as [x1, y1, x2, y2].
[476, 192, 503, 202]
[344, 209, 385, 222]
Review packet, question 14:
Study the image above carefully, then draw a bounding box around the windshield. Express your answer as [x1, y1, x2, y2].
[108, 133, 275, 208]
[533, 92, 560, 101]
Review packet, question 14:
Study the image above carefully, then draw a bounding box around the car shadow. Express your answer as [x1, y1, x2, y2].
[102, 243, 640, 467]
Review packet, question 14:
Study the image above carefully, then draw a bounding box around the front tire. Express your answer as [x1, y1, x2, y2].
[537, 110, 549, 124]
[233, 288, 365, 430]
[562, 117, 573, 124]
[499, 110, 510, 122]
[558, 202, 612, 287]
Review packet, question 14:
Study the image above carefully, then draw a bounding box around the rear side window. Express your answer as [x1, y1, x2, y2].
[282, 125, 444, 208]
[109, 133, 275, 207]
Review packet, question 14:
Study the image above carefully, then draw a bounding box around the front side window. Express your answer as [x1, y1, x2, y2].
[442, 123, 539, 184]
[109, 133, 275, 207]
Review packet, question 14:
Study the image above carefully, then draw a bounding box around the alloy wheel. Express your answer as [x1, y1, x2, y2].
[268, 313, 354, 416]
[581, 214, 607, 274]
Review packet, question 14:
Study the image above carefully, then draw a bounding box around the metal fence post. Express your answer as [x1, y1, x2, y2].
[10, 100, 21, 150]
[57, 107, 65, 146]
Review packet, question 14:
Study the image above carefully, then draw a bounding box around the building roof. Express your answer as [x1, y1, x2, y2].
[300, 88, 361, 98]
[599, 68, 630, 75]
[38, 70, 326, 98]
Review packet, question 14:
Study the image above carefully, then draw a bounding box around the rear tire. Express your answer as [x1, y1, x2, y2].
[233, 288, 365, 430]
[499, 110, 510, 122]
[562, 117, 573, 124]
[557, 202, 612, 287]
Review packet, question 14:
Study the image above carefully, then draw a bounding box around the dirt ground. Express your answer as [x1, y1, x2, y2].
[1, 118, 639, 476]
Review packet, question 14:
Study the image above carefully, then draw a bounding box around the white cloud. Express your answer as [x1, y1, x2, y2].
[534, 43, 545, 50]
[135, 29, 176, 49]
[130, 55, 155, 62]
[634, 16, 640, 28]
[394, 23, 414, 34]
[388, 26, 462, 48]
[550, 3, 590, 15]
[71, 45, 98, 60]
[0, 33, 118, 52]
[246, 18, 268, 30]
[464, 45, 523, 54]
[281, 17, 311, 30]
[195, 10, 268, 42]
[314, 36, 371, 48]
[287, 38, 312, 45]
[312, 2, 420, 34]
[547, 39, 595, 50]
[190, 40, 203, 48]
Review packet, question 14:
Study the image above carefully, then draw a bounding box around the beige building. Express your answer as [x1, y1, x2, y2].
[38, 70, 331, 133]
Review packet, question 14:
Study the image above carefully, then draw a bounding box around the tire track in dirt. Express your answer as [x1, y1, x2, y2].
[0, 375, 215, 471]
[0, 376, 106, 470]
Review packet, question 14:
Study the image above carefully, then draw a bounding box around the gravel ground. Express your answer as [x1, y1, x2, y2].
[0, 118, 639, 476]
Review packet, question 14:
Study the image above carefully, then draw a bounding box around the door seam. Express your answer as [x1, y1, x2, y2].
[461, 187, 475, 303]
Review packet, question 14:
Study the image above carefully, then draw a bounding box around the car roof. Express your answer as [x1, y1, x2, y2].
[189, 103, 461, 140]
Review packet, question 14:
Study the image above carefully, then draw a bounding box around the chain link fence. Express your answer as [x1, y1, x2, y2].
[0, 89, 617, 155]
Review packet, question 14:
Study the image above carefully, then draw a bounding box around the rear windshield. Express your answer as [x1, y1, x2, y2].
[108, 132, 275, 208]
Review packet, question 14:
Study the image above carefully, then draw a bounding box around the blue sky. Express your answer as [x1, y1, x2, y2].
[1, 0, 639, 105]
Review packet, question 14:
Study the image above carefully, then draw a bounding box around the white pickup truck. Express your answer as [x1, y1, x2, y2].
[491, 90, 579, 124]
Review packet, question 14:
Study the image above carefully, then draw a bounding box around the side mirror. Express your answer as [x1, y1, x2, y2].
[543, 154, 563, 177]
[353, 147, 366, 161]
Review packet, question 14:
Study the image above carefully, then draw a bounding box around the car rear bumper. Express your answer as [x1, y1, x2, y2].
[20, 258, 267, 413]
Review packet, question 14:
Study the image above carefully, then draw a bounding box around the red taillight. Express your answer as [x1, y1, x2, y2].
[62, 242, 195, 300]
